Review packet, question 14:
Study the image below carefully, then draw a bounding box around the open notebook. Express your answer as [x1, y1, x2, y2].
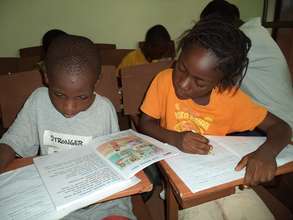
[166, 136, 293, 193]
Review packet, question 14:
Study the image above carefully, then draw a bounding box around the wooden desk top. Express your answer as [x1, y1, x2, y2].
[5, 157, 153, 202]
[159, 160, 293, 209]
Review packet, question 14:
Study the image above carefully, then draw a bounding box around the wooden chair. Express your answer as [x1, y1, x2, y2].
[95, 43, 116, 50]
[17, 56, 41, 72]
[19, 46, 43, 58]
[120, 60, 173, 127]
[0, 66, 121, 129]
[95, 65, 121, 113]
[0, 70, 44, 128]
[139, 40, 176, 59]
[0, 57, 19, 75]
[99, 49, 133, 67]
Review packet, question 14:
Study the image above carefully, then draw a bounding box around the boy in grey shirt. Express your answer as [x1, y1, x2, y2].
[0, 35, 136, 220]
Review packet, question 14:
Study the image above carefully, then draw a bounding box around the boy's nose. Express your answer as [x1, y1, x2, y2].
[63, 100, 77, 117]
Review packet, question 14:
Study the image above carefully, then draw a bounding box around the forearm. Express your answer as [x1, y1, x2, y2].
[0, 144, 16, 172]
[258, 122, 292, 158]
[138, 118, 181, 148]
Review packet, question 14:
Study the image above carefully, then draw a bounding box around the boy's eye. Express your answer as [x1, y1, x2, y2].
[54, 92, 65, 98]
[78, 95, 89, 100]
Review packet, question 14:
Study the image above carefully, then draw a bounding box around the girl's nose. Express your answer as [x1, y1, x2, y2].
[179, 77, 191, 90]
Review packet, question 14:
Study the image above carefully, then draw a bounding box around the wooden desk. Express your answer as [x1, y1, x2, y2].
[159, 160, 293, 220]
[5, 157, 153, 203]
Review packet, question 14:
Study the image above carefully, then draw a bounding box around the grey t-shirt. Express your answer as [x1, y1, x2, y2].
[0, 87, 119, 157]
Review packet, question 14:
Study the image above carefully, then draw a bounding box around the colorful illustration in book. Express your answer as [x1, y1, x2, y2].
[97, 135, 163, 169]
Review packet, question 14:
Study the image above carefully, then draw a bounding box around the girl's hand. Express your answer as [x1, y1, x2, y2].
[176, 131, 212, 154]
[235, 149, 277, 186]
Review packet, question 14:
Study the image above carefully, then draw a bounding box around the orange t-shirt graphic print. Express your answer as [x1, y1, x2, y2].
[174, 103, 213, 134]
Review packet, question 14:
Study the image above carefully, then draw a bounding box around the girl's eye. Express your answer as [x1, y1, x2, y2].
[194, 79, 206, 88]
[178, 64, 186, 73]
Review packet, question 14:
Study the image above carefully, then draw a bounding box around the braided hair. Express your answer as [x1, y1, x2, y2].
[178, 17, 251, 92]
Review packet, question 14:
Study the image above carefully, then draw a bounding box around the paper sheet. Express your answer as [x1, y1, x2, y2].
[166, 136, 293, 193]
[0, 165, 58, 220]
[166, 140, 244, 193]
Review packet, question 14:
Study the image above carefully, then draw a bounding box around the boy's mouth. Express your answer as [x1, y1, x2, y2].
[63, 113, 76, 118]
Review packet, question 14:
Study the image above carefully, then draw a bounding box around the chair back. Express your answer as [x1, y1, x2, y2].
[120, 60, 173, 115]
[95, 65, 121, 112]
[19, 46, 43, 58]
[99, 49, 133, 67]
[0, 57, 19, 75]
[95, 43, 116, 50]
[0, 70, 44, 128]
[138, 40, 176, 59]
[18, 56, 41, 72]
[0, 66, 121, 128]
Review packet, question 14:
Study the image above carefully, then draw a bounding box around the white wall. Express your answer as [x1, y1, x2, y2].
[0, 0, 263, 56]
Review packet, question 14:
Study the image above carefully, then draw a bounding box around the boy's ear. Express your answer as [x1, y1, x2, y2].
[43, 72, 49, 86]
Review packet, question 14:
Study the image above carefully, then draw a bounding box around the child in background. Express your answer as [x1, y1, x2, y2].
[117, 24, 174, 71]
[139, 18, 291, 220]
[38, 29, 67, 73]
[200, 0, 293, 139]
[0, 35, 136, 220]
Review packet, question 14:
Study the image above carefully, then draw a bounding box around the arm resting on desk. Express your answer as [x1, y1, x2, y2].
[0, 143, 16, 173]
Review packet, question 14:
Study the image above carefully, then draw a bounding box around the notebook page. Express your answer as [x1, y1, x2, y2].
[166, 139, 244, 193]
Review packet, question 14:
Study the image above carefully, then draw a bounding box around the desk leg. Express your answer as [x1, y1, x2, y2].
[166, 181, 179, 220]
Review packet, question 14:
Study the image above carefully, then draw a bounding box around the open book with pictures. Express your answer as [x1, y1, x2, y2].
[33, 129, 179, 214]
[166, 135, 293, 193]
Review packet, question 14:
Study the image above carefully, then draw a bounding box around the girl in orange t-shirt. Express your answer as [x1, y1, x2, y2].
[139, 17, 291, 188]
[139, 17, 291, 220]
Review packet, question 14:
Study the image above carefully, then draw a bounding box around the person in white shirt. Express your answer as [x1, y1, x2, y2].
[200, 0, 293, 139]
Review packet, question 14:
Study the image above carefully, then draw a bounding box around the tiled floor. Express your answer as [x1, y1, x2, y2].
[134, 178, 293, 220]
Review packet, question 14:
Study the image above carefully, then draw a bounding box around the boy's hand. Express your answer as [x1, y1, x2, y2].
[178, 131, 212, 154]
[235, 149, 277, 186]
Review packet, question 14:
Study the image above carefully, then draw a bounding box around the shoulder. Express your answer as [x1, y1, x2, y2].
[154, 68, 173, 83]
[214, 88, 260, 106]
[150, 68, 173, 93]
[240, 17, 271, 40]
[124, 49, 144, 60]
[93, 94, 116, 112]
[26, 87, 49, 103]
[118, 49, 147, 69]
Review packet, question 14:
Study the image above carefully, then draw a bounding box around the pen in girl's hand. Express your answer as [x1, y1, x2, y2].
[191, 130, 215, 155]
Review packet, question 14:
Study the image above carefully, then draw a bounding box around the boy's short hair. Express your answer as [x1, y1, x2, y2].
[200, 0, 240, 23]
[45, 34, 101, 78]
[145, 24, 171, 46]
[178, 17, 251, 92]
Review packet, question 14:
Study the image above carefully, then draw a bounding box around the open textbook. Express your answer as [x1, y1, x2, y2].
[33, 129, 179, 214]
[166, 136, 293, 193]
[0, 165, 137, 220]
